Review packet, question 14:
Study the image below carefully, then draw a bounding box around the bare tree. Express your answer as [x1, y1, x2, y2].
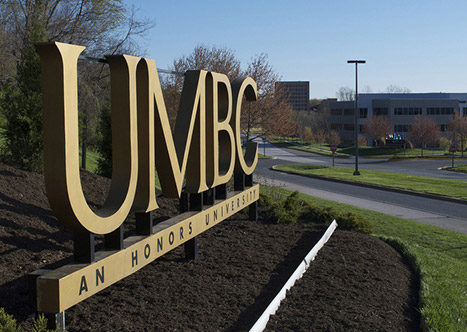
[336, 86, 355, 101]
[242, 53, 296, 141]
[168, 48, 296, 141]
[164, 45, 242, 127]
[313, 129, 326, 146]
[327, 130, 341, 146]
[361, 85, 373, 93]
[408, 116, 441, 157]
[385, 84, 411, 93]
[363, 115, 391, 146]
[449, 112, 467, 157]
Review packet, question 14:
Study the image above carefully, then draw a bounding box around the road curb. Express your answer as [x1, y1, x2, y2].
[271, 166, 467, 206]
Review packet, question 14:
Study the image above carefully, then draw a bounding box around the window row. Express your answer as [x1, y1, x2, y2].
[394, 124, 411, 132]
[426, 107, 455, 115]
[331, 123, 366, 132]
[331, 108, 367, 117]
[374, 108, 389, 116]
[331, 123, 354, 131]
[394, 107, 422, 116]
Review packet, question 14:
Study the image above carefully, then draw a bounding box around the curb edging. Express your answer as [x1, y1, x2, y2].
[249, 220, 338, 332]
[271, 166, 467, 206]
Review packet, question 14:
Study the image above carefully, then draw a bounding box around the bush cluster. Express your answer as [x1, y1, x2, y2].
[259, 191, 373, 234]
[0, 308, 60, 332]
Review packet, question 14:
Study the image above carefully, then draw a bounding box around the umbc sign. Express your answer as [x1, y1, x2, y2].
[33, 42, 259, 315]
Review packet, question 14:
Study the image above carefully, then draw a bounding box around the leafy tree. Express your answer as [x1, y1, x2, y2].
[449, 112, 467, 157]
[0, 20, 46, 171]
[309, 98, 322, 108]
[303, 126, 314, 143]
[363, 115, 391, 146]
[0, 0, 153, 172]
[408, 116, 441, 157]
[439, 137, 451, 151]
[96, 105, 112, 177]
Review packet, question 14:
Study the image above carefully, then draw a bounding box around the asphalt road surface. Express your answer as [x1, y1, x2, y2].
[255, 143, 467, 234]
[260, 141, 467, 180]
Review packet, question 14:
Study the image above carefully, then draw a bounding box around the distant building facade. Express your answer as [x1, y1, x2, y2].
[276, 81, 310, 111]
[322, 93, 467, 143]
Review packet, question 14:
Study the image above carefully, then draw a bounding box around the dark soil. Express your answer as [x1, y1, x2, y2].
[0, 163, 420, 331]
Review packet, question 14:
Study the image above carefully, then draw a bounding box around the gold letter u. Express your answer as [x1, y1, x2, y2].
[36, 42, 139, 234]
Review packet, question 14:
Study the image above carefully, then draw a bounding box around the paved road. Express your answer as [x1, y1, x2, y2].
[255, 155, 467, 234]
[259, 141, 467, 180]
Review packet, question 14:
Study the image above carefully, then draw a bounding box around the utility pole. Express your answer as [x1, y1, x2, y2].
[347, 60, 366, 175]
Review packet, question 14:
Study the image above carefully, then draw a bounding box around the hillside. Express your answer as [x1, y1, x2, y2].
[0, 163, 419, 331]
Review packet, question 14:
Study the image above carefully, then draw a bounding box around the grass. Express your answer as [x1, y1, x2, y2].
[274, 164, 467, 200]
[272, 139, 466, 159]
[271, 141, 348, 157]
[339, 145, 451, 158]
[448, 163, 467, 173]
[80, 148, 100, 173]
[261, 185, 467, 332]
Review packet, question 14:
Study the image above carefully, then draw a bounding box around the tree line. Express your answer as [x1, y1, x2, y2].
[360, 112, 467, 157]
[0, 0, 154, 172]
[0, 0, 298, 175]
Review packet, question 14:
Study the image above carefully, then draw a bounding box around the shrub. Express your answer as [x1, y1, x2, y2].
[439, 137, 450, 151]
[0, 308, 60, 332]
[259, 191, 372, 233]
[0, 307, 21, 332]
[335, 211, 373, 234]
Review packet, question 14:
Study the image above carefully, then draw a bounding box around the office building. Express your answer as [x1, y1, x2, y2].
[323, 92, 467, 142]
[275, 81, 310, 111]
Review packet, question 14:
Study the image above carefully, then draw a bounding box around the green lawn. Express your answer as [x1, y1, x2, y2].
[271, 141, 348, 157]
[275, 164, 467, 200]
[339, 145, 451, 158]
[261, 185, 467, 332]
[80, 149, 100, 173]
[271, 139, 465, 159]
[448, 163, 467, 173]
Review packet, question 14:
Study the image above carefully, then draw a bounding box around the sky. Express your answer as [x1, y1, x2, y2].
[125, 0, 467, 100]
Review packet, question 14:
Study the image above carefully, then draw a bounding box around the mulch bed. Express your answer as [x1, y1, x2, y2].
[0, 163, 420, 331]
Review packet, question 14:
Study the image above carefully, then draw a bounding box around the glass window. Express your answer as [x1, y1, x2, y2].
[359, 108, 368, 118]
[331, 123, 343, 130]
[343, 124, 354, 131]
[331, 109, 342, 116]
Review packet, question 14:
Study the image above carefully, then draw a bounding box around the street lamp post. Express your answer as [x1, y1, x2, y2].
[347, 60, 366, 175]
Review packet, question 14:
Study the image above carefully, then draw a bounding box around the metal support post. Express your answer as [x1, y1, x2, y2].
[203, 188, 215, 205]
[44, 312, 65, 331]
[184, 192, 203, 260]
[234, 173, 245, 191]
[249, 200, 258, 221]
[245, 174, 253, 187]
[73, 232, 95, 263]
[215, 183, 227, 200]
[135, 211, 154, 235]
[104, 225, 124, 250]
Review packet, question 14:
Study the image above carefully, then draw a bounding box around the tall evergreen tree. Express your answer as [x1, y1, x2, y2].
[0, 20, 46, 171]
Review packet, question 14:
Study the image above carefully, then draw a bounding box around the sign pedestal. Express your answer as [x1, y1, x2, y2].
[105, 225, 124, 250]
[73, 232, 95, 263]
